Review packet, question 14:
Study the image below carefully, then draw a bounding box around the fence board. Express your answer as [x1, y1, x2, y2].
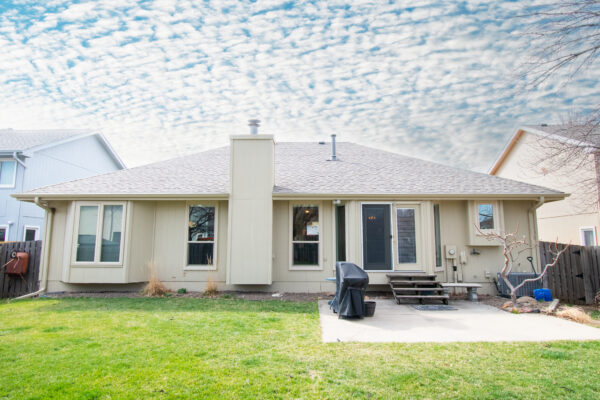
[540, 241, 600, 304]
[0, 241, 42, 299]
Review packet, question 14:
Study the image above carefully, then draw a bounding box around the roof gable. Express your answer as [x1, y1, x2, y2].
[0, 129, 126, 168]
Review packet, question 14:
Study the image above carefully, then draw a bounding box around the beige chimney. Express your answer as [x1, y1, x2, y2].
[226, 121, 274, 285]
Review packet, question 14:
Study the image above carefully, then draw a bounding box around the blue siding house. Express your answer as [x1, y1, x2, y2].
[0, 129, 125, 242]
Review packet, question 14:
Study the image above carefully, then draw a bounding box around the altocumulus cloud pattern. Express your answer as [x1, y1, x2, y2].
[0, 0, 598, 170]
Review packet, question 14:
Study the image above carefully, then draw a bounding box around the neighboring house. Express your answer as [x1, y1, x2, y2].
[14, 127, 565, 295]
[490, 124, 599, 246]
[0, 129, 125, 242]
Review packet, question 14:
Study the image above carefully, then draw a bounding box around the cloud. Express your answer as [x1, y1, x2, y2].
[0, 0, 598, 172]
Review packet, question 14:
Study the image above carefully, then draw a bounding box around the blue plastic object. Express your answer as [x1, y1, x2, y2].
[533, 288, 553, 302]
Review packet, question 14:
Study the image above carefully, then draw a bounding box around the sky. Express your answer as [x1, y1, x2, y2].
[0, 0, 598, 171]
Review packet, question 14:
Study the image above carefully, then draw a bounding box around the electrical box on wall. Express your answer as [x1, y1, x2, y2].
[445, 245, 457, 259]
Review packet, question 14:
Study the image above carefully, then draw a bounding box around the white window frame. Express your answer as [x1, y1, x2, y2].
[289, 202, 322, 270]
[184, 202, 218, 271]
[0, 225, 8, 241]
[71, 201, 126, 266]
[475, 201, 499, 233]
[23, 226, 39, 241]
[0, 159, 17, 188]
[580, 226, 597, 246]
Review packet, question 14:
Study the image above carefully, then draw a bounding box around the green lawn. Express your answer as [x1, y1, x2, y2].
[1, 297, 599, 399]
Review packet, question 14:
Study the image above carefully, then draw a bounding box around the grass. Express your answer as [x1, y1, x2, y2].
[0, 297, 599, 399]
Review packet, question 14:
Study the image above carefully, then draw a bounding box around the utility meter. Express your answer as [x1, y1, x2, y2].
[445, 245, 457, 259]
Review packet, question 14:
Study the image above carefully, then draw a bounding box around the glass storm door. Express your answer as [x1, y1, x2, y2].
[393, 206, 421, 271]
[362, 204, 392, 270]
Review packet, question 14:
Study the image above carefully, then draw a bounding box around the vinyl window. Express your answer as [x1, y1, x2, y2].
[186, 204, 216, 268]
[0, 225, 8, 242]
[291, 204, 320, 268]
[0, 160, 16, 188]
[23, 226, 39, 241]
[73, 203, 125, 264]
[580, 227, 597, 246]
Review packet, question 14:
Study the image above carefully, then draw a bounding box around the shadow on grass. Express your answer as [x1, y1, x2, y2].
[23, 296, 318, 315]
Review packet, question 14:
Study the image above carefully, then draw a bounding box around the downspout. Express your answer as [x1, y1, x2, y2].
[11, 197, 54, 300]
[12, 152, 26, 168]
[528, 196, 544, 273]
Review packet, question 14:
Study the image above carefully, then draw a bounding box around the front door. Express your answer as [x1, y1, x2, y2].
[362, 204, 392, 270]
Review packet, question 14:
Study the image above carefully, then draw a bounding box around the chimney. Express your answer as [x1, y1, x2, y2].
[227, 124, 274, 285]
[330, 134, 337, 161]
[248, 119, 260, 135]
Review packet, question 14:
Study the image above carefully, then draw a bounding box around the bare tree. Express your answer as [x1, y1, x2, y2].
[516, 2, 600, 209]
[520, 1, 600, 91]
[476, 224, 569, 305]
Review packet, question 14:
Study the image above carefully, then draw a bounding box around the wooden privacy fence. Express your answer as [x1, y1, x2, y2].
[0, 241, 42, 299]
[540, 241, 600, 305]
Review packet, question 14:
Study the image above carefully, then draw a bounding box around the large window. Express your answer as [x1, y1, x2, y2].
[74, 203, 125, 264]
[0, 160, 16, 187]
[291, 204, 320, 268]
[187, 205, 216, 266]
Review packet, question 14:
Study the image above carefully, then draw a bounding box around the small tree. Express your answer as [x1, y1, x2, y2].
[476, 224, 569, 305]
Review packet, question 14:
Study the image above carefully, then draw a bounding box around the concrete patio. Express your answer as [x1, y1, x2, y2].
[318, 299, 600, 343]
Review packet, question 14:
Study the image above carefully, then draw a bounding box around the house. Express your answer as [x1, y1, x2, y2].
[0, 129, 125, 242]
[14, 124, 565, 295]
[490, 124, 599, 246]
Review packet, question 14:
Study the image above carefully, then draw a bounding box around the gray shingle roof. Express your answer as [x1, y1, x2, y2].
[0, 129, 90, 152]
[18, 142, 563, 197]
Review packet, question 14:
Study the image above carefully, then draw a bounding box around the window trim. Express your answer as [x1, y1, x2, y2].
[475, 201, 499, 233]
[23, 226, 39, 241]
[289, 202, 322, 271]
[579, 226, 597, 246]
[184, 201, 218, 271]
[0, 225, 8, 242]
[71, 201, 126, 266]
[0, 159, 17, 188]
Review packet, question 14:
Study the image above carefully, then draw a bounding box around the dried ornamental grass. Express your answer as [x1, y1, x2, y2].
[203, 277, 218, 297]
[142, 263, 169, 297]
[556, 306, 593, 324]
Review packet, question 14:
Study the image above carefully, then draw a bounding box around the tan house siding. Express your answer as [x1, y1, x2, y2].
[493, 130, 599, 245]
[44, 198, 537, 295]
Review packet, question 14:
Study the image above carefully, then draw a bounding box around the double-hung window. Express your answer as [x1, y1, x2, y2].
[187, 204, 216, 268]
[0, 160, 16, 188]
[74, 203, 125, 264]
[291, 204, 320, 268]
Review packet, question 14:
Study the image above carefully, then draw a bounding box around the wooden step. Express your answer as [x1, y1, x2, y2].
[386, 272, 436, 278]
[389, 280, 441, 285]
[393, 287, 445, 292]
[393, 295, 449, 299]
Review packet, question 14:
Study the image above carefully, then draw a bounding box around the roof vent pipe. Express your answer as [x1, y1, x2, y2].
[248, 119, 260, 135]
[330, 134, 337, 161]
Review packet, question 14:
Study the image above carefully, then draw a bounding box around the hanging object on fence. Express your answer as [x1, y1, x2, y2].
[2, 251, 29, 275]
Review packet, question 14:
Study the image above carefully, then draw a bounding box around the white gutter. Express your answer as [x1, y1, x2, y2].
[11, 197, 53, 301]
[528, 196, 544, 273]
[12, 152, 26, 168]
